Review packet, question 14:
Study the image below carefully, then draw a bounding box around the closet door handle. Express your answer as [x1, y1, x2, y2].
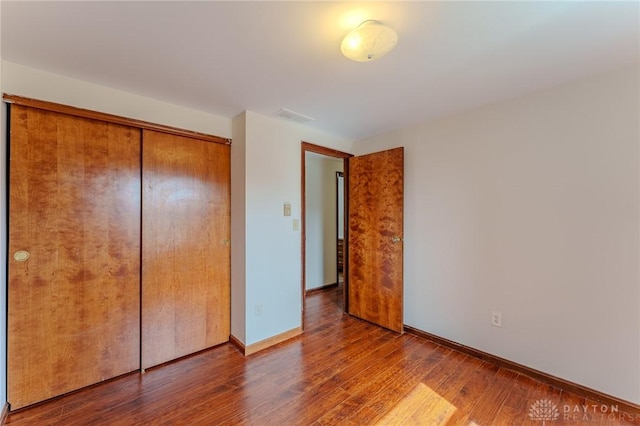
[13, 250, 30, 261]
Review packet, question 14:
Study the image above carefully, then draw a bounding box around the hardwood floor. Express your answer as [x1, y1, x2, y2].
[6, 287, 639, 425]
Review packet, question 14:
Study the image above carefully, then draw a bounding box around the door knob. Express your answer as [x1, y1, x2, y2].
[13, 250, 30, 261]
[391, 236, 403, 244]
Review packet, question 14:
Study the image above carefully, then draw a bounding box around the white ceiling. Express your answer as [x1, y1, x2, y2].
[2, 1, 638, 140]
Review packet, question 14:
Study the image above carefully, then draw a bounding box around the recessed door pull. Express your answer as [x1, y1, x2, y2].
[14, 250, 30, 261]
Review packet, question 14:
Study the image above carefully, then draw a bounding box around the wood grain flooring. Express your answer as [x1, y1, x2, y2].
[6, 287, 639, 425]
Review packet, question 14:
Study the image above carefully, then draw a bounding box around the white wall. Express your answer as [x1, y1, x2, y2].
[322, 158, 343, 284]
[305, 153, 325, 289]
[231, 112, 247, 343]
[238, 111, 351, 345]
[353, 64, 640, 404]
[1, 62, 231, 138]
[0, 1, 7, 410]
[305, 154, 343, 290]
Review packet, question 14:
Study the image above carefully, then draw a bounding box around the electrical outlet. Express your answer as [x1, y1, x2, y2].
[491, 311, 502, 327]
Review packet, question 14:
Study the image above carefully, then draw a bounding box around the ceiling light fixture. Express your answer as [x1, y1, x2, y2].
[341, 20, 398, 62]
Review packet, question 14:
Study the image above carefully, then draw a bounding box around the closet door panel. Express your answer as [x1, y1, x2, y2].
[142, 130, 230, 369]
[8, 105, 141, 409]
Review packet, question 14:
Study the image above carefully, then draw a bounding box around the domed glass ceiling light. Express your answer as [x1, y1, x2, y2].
[341, 20, 398, 62]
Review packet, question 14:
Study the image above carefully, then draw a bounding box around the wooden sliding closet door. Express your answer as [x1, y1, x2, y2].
[142, 130, 230, 369]
[8, 105, 141, 409]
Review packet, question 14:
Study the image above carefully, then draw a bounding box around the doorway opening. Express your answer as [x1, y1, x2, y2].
[336, 171, 344, 288]
[301, 142, 352, 330]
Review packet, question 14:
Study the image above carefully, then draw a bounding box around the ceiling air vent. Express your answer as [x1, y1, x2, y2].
[273, 108, 315, 124]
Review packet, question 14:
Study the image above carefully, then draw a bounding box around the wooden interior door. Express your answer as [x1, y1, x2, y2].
[142, 130, 230, 369]
[8, 105, 141, 409]
[347, 147, 404, 333]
